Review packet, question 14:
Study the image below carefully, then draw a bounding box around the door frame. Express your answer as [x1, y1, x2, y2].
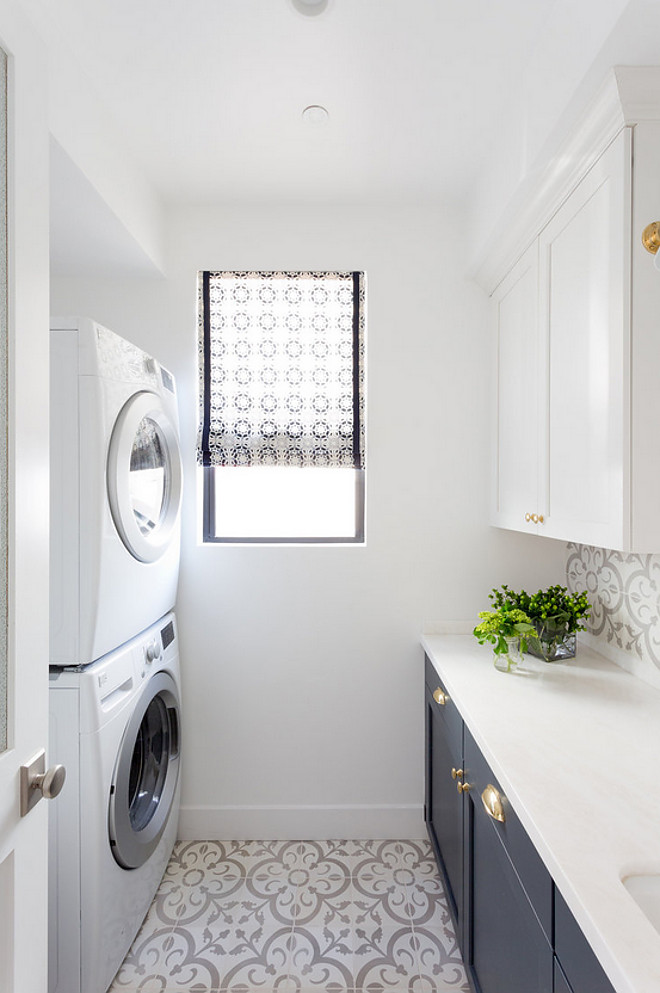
[0, 5, 50, 992]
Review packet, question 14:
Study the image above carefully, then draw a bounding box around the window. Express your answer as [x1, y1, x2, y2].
[197, 270, 365, 543]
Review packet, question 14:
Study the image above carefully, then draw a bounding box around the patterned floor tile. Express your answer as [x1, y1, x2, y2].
[404, 878, 451, 930]
[418, 980, 471, 993]
[110, 925, 225, 990]
[352, 867, 414, 928]
[355, 841, 432, 873]
[292, 880, 356, 928]
[113, 924, 296, 992]
[414, 926, 468, 991]
[295, 841, 429, 878]
[172, 880, 299, 934]
[293, 841, 360, 877]
[286, 926, 356, 990]
[214, 926, 295, 991]
[353, 926, 424, 992]
[395, 843, 439, 881]
[150, 877, 247, 930]
[171, 841, 306, 881]
[167, 841, 252, 882]
[288, 860, 351, 891]
[112, 842, 468, 993]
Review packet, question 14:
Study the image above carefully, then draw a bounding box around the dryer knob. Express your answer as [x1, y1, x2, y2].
[145, 641, 160, 663]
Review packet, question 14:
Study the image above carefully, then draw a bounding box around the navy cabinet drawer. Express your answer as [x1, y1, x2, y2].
[424, 654, 463, 749]
[464, 727, 553, 942]
[554, 888, 616, 993]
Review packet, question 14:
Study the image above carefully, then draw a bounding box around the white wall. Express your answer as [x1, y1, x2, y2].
[51, 200, 566, 839]
[22, 2, 166, 274]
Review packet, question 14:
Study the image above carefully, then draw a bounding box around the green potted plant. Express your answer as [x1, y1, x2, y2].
[488, 584, 590, 662]
[473, 606, 536, 673]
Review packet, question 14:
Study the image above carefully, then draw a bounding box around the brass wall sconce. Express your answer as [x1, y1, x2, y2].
[642, 222, 660, 268]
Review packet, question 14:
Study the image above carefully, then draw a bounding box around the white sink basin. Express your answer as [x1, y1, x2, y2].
[622, 874, 660, 934]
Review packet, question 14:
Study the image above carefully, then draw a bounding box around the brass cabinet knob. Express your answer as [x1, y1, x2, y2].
[457, 781, 471, 794]
[642, 221, 660, 255]
[530, 513, 545, 524]
[481, 783, 506, 823]
[525, 513, 531, 522]
[433, 687, 448, 706]
[451, 767, 464, 781]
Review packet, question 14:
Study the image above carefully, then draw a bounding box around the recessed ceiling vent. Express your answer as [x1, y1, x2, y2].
[291, 0, 330, 16]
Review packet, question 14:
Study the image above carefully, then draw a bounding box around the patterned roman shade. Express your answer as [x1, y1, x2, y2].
[197, 271, 365, 469]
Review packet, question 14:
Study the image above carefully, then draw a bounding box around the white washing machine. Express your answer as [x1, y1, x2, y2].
[50, 317, 183, 666]
[48, 612, 182, 993]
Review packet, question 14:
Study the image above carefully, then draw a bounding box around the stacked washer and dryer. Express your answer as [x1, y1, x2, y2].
[48, 318, 184, 993]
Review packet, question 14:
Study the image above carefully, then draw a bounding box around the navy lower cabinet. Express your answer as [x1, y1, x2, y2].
[554, 958, 574, 993]
[462, 727, 553, 993]
[554, 888, 617, 993]
[424, 656, 464, 934]
[423, 655, 618, 993]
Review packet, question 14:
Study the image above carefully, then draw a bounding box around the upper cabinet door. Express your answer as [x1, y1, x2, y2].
[490, 242, 541, 532]
[538, 129, 632, 548]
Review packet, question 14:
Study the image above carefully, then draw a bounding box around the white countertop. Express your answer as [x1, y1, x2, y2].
[421, 634, 660, 993]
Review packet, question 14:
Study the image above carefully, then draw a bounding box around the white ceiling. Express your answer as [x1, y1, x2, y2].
[27, 0, 562, 205]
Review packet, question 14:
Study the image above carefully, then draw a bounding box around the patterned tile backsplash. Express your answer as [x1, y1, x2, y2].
[566, 543, 660, 687]
[110, 839, 469, 993]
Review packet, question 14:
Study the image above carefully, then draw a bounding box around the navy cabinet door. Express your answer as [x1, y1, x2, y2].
[463, 731, 553, 993]
[554, 958, 574, 993]
[554, 888, 617, 993]
[424, 661, 464, 931]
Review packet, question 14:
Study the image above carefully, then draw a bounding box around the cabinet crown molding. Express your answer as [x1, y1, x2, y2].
[476, 66, 660, 295]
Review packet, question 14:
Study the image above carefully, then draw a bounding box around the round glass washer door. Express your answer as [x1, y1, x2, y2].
[107, 391, 183, 563]
[108, 670, 180, 870]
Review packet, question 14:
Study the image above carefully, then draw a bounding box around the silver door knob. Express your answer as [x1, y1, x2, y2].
[34, 765, 66, 799]
[20, 749, 66, 816]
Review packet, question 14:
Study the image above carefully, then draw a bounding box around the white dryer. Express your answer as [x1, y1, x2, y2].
[50, 317, 183, 665]
[48, 612, 182, 993]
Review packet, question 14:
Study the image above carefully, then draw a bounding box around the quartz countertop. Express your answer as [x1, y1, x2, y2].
[421, 634, 660, 993]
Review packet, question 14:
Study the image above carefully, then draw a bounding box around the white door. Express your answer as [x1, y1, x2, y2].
[538, 128, 631, 548]
[490, 241, 542, 533]
[0, 8, 51, 993]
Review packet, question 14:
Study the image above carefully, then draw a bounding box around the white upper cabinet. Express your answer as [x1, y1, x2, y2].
[539, 129, 630, 548]
[491, 242, 541, 534]
[487, 68, 660, 552]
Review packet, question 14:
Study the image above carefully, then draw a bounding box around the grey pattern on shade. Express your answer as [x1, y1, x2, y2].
[566, 542, 660, 670]
[109, 840, 470, 993]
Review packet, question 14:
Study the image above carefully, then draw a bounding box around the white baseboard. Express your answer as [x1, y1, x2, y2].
[177, 804, 425, 841]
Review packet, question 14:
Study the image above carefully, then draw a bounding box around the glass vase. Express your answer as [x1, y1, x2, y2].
[493, 636, 522, 673]
[526, 619, 576, 663]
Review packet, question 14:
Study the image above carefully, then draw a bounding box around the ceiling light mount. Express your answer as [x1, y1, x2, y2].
[302, 105, 329, 127]
[291, 0, 330, 17]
